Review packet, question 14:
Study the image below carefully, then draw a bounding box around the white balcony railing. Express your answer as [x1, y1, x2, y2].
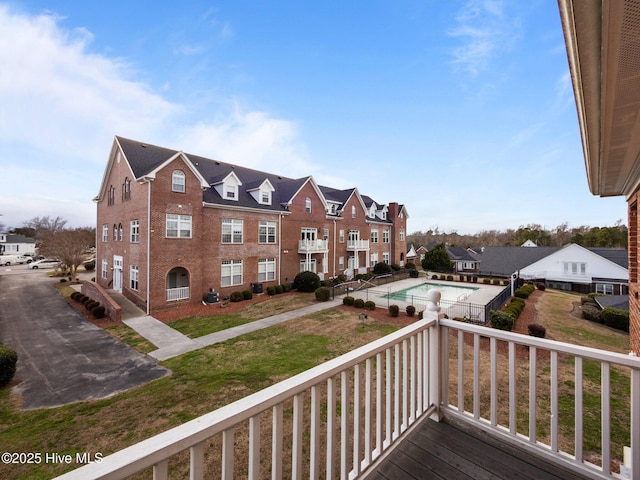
[347, 239, 369, 250]
[166, 286, 189, 301]
[54, 296, 639, 480]
[298, 239, 328, 253]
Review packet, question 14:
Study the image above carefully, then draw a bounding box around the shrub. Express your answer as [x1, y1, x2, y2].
[528, 323, 546, 338]
[536, 283, 546, 291]
[514, 284, 535, 299]
[373, 262, 393, 275]
[81, 296, 91, 305]
[230, 291, 244, 302]
[364, 301, 376, 311]
[293, 271, 320, 292]
[0, 345, 18, 387]
[491, 279, 501, 285]
[275, 284, 284, 294]
[354, 298, 365, 308]
[405, 262, 416, 270]
[389, 305, 400, 317]
[503, 297, 525, 319]
[343, 296, 355, 306]
[83, 261, 95, 271]
[601, 307, 629, 332]
[91, 306, 106, 319]
[85, 300, 99, 311]
[70, 291, 83, 301]
[267, 286, 276, 295]
[281, 283, 291, 293]
[483, 278, 491, 284]
[390, 264, 401, 271]
[242, 290, 253, 300]
[446, 275, 454, 281]
[315, 287, 331, 302]
[489, 310, 515, 331]
[581, 303, 602, 323]
[406, 305, 416, 317]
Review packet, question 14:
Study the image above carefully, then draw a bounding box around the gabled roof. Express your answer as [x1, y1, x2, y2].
[447, 246, 477, 262]
[98, 136, 401, 218]
[588, 248, 628, 269]
[470, 246, 560, 277]
[0, 234, 36, 244]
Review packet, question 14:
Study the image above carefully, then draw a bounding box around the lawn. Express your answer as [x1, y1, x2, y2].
[0, 288, 631, 478]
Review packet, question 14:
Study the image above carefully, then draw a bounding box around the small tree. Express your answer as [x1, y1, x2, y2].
[39, 228, 94, 282]
[421, 243, 453, 272]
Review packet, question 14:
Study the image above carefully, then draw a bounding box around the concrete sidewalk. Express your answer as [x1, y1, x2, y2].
[125, 297, 344, 361]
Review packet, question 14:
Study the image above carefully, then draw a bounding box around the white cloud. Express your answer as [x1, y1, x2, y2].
[0, 5, 313, 229]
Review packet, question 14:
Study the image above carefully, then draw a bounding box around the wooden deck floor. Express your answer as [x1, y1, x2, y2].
[365, 417, 594, 480]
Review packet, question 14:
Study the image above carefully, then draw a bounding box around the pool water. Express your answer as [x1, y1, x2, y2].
[385, 282, 478, 303]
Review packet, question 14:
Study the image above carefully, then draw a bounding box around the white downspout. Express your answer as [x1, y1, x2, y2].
[146, 180, 151, 315]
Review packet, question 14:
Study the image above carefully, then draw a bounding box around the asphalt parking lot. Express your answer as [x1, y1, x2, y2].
[0, 266, 169, 409]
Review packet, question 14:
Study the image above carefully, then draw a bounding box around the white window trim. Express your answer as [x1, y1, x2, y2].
[222, 219, 244, 244]
[172, 170, 186, 193]
[166, 214, 192, 238]
[222, 259, 243, 286]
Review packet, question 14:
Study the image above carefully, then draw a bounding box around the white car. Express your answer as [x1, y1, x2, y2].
[30, 259, 61, 269]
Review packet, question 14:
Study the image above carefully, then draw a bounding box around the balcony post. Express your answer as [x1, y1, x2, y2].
[426, 290, 442, 421]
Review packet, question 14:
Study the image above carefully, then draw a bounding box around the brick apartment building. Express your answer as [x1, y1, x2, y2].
[95, 136, 408, 314]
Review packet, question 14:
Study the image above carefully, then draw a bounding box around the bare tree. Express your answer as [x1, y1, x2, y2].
[39, 229, 93, 282]
[23, 216, 68, 242]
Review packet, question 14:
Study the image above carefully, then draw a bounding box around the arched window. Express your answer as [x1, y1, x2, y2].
[113, 224, 117, 241]
[122, 177, 131, 201]
[305, 197, 311, 213]
[118, 223, 123, 241]
[172, 170, 185, 192]
[351, 205, 356, 218]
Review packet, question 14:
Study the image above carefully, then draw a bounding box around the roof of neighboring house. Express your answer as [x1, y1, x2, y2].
[447, 246, 477, 262]
[470, 246, 560, 277]
[588, 248, 628, 269]
[595, 295, 629, 311]
[0, 234, 36, 244]
[112, 136, 395, 222]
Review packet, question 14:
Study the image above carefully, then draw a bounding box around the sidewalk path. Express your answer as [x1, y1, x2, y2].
[124, 297, 344, 361]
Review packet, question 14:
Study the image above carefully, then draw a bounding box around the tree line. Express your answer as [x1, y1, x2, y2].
[407, 222, 628, 249]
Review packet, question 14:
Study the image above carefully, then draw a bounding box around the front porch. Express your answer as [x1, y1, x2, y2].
[55, 295, 640, 480]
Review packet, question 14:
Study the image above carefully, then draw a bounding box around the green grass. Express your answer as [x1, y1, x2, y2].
[169, 313, 251, 337]
[104, 324, 157, 353]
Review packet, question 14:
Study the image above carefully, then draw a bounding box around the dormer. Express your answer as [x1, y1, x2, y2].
[326, 201, 340, 215]
[213, 171, 243, 201]
[247, 179, 275, 205]
[368, 202, 378, 218]
[378, 205, 388, 220]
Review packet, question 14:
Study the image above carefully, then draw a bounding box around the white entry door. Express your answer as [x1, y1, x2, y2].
[113, 255, 123, 292]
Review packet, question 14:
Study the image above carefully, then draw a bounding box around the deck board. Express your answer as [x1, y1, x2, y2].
[365, 417, 594, 480]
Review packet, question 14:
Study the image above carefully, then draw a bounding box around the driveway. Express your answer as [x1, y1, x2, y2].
[0, 268, 169, 409]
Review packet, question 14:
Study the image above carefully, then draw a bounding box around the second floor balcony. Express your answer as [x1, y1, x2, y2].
[298, 239, 328, 253]
[347, 239, 369, 251]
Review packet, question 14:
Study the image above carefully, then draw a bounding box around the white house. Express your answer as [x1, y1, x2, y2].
[519, 243, 628, 295]
[0, 234, 36, 256]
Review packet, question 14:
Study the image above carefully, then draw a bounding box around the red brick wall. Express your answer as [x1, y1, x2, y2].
[628, 194, 639, 355]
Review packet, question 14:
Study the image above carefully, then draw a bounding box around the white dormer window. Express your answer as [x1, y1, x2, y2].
[225, 184, 237, 199]
[248, 179, 274, 205]
[261, 191, 270, 204]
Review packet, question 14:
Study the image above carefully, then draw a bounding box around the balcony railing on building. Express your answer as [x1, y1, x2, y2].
[55, 294, 639, 480]
[166, 286, 189, 301]
[298, 239, 328, 253]
[347, 239, 369, 250]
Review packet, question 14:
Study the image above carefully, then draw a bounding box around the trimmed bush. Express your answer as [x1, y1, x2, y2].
[405, 262, 416, 270]
[446, 275, 454, 281]
[489, 310, 515, 331]
[528, 323, 546, 338]
[242, 290, 253, 300]
[230, 291, 244, 302]
[364, 301, 376, 311]
[267, 286, 276, 296]
[514, 284, 535, 299]
[581, 303, 602, 323]
[0, 345, 18, 387]
[281, 283, 291, 293]
[85, 300, 99, 311]
[491, 279, 501, 285]
[390, 264, 401, 271]
[81, 296, 91, 305]
[293, 271, 321, 292]
[275, 284, 283, 294]
[373, 262, 393, 275]
[91, 306, 106, 319]
[601, 307, 629, 332]
[343, 296, 355, 306]
[536, 283, 546, 291]
[315, 286, 331, 302]
[483, 278, 491, 284]
[406, 305, 416, 317]
[70, 291, 83, 301]
[354, 298, 365, 308]
[503, 297, 525, 319]
[389, 305, 400, 317]
[83, 261, 95, 271]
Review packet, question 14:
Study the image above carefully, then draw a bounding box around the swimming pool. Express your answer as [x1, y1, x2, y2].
[385, 282, 478, 303]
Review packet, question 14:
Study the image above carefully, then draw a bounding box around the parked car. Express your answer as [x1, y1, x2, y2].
[1, 255, 31, 265]
[30, 259, 61, 269]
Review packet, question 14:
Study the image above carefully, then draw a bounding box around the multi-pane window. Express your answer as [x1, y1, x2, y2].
[102, 224, 108, 242]
[259, 221, 276, 243]
[261, 191, 271, 204]
[108, 186, 115, 206]
[118, 223, 123, 241]
[371, 229, 378, 243]
[351, 206, 356, 218]
[383, 252, 390, 264]
[130, 220, 140, 243]
[563, 262, 586, 275]
[166, 214, 192, 238]
[172, 170, 185, 192]
[130, 265, 139, 290]
[258, 258, 276, 281]
[225, 184, 237, 199]
[383, 229, 390, 243]
[339, 229, 345, 243]
[221, 259, 243, 286]
[113, 224, 118, 241]
[596, 283, 614, 295]
[371, 252, 379, 264]
[400, 230, 405, 241]
[338, 256, 344, 269]
[222, 219, 243, 243]
[305, 197, 312, 213]
[101, 259, 108, 279]
[323, 228, 329, 241]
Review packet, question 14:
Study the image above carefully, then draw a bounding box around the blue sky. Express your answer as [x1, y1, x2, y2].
[0, 0, 626, 234]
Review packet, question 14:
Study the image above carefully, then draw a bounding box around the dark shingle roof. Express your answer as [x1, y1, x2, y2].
[115, 136, 391, 217]
[588, 248, 628, 268]
[470, 246, 560, 277]
[595, 295, 629, 311]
